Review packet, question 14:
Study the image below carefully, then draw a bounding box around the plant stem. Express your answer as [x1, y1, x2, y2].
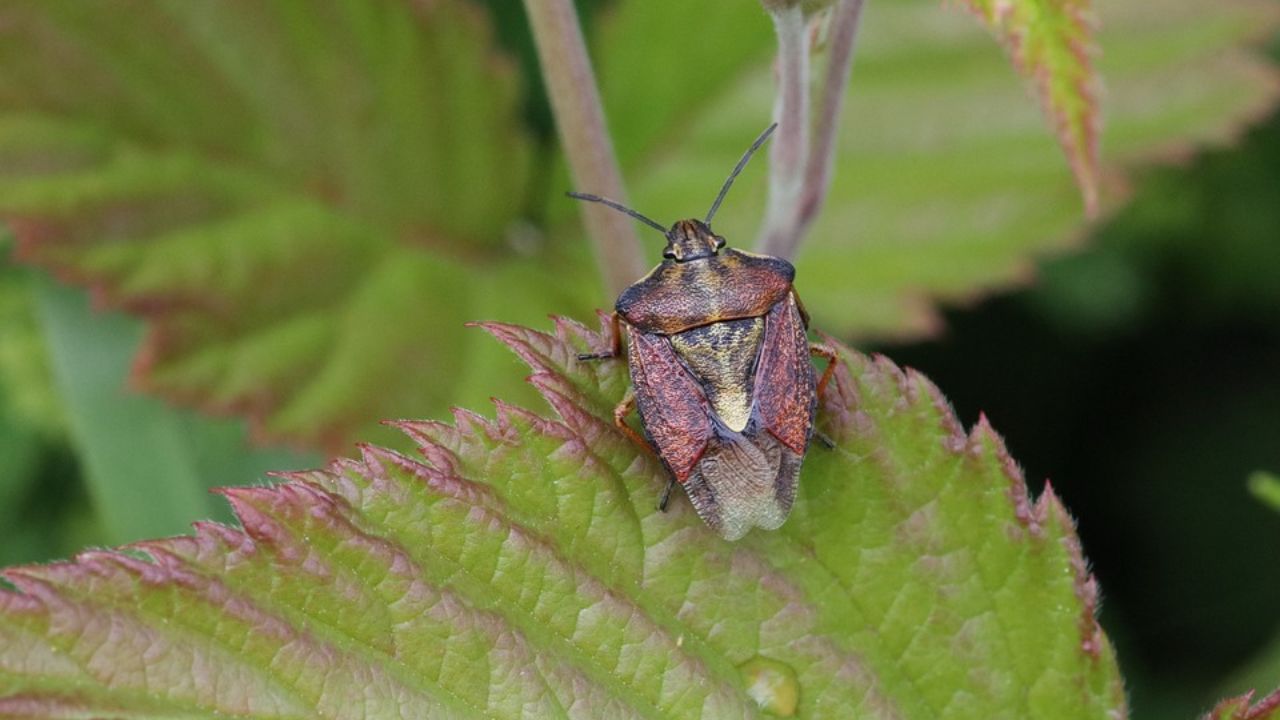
[757, 0, 867, 261]
[798, 0, 866, 244]
[758, 5, 810, 259]
[522, 0, 646, 297]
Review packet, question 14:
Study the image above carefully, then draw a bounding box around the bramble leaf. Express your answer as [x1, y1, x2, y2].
[0, 0, 587, 452]
[0, 318, 1125, 718]
[959, 0, 1101, 216]
[1203, 689, 1280, 720]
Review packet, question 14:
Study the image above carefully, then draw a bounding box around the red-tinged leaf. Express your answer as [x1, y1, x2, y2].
[1204, 689, 1280, 720]
[0, 1, 588, 452]
[0, 317, 1127, 717]
[959, 0, 1101, 216]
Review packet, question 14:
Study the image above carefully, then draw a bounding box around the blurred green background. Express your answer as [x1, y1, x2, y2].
[0, 1, 1278, 718]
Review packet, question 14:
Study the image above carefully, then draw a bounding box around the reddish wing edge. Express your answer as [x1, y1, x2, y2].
[625, 326, 714, 481]
[754, 293, 816, 455]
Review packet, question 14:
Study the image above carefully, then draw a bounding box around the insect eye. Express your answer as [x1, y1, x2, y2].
[714, 236, 726, 249]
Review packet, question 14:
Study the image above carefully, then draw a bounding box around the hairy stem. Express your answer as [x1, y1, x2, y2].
[757, 0, 867, 261]
[522, 0, 646, 296]
[758, 5, 811, 259]
[798, 0, 866, 244]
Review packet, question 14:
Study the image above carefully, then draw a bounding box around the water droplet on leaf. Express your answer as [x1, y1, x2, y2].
[739, 655, 800, 717]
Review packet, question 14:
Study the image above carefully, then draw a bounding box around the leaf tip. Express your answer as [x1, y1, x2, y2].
[959, 0, 1102, 218]
[1035, 481, 1109, 662]
[1205, 687, 1280, 720]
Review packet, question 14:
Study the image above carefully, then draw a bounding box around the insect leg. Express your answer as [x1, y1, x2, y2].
[658, 477, 676, 512]
[810, 344, 840, 450]
[612, 389, 651, 452]
[810, 343, 840, 398]
[577, 313, 623, 361]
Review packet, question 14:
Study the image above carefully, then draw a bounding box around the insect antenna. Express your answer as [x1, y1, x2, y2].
[704, 122, 778, 225]
[566, 192, 667, 234]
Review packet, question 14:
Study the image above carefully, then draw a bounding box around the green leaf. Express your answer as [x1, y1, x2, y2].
[958, 0, 1100, 216]
[1213, 635, 1280, 712]
[0, 1, 581, 452]
[1220, 634, 1280, 720]
[0, 249, 53, 549]
[1203, 689, 1280, 720]
[0, 317, 1125, 718]
[1247, 471, 1280, 513]
[33, 275, 320, 546]
[33, 275, 216, 542]
[0, 240, 63, 437]
[0, 395, 40, 547]
[595, 0, 1280, 338]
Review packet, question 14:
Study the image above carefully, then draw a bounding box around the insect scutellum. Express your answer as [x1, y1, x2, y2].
[566, 122, 779, 264]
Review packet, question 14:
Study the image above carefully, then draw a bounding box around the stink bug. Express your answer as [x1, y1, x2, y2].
[570, 124, 837, 541]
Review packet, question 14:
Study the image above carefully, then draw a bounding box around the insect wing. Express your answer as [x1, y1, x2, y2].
[625, 326, 714, 481]
[754, 292, 817, 455]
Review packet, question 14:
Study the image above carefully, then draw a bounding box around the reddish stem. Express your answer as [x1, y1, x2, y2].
[522, 0, 647, 296]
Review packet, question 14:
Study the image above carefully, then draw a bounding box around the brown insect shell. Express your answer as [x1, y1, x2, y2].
[615, 219, 796, 335]
[612, 220, 816, 540]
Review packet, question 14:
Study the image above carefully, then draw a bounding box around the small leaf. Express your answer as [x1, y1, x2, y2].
[1, 317, 1125, 718]
[958, 0, 1101, 216]
[1247, 471, 1280, 513]
[1204, 688, 1280, 720]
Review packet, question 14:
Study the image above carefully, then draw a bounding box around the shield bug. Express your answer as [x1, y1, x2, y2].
[570, 124, 837, 541]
